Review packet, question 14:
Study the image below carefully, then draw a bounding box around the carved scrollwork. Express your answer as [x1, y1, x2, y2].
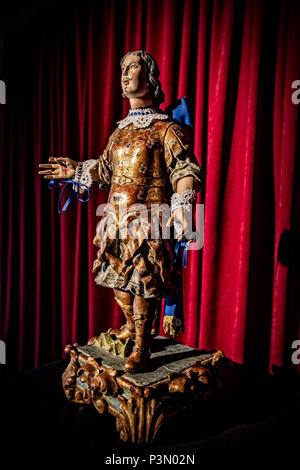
[116, 395, 165, 444]
[91, 367, 119, 414]
[146, 399, 165, 443]
[74, 385, 91, 404]
[77, 360, 120, 413]
[184, 364, 211, 384]
[62, 345, 120, 410]
[201, 349, 225, 366]
[168, 354, 223, 395]
[93, 367, 119, 396]
[168, 375, 189, 394]
[62, 344, 80, 401]
[116, 414, 130, 442]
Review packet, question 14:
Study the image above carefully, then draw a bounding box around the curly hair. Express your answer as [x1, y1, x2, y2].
[120, 50, 165, 107]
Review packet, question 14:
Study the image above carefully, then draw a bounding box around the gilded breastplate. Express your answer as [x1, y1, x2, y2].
[108, 123, 170, 206]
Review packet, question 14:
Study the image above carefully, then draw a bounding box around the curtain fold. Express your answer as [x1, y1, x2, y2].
[0, 0, 299, 372]
[271, 0, 300, 372]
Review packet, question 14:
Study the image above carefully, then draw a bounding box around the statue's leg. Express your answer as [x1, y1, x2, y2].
[125, 295, 158, 373]
[110, 288, 135, 340]
[151, 300, 161, 335]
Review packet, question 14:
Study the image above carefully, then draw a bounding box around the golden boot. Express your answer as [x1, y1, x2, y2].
[125, 296, 157, 373]
[151, 300, 161, 335]
[110, 289, 135, 340]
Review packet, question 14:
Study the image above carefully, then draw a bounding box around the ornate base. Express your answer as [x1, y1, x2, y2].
[62, 336, 225, 444]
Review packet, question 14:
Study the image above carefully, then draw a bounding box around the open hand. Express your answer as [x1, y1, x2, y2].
[38, 157, 78, 180]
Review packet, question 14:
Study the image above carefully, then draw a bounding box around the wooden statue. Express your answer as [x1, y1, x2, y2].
[39, 51, 201, 374]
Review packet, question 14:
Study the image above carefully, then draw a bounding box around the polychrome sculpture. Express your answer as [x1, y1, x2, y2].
[39, 50, 201, 373]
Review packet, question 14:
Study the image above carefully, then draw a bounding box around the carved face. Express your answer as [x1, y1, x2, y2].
[121, 54, 149, 100]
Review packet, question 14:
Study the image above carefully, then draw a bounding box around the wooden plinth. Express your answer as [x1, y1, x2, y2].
[62, 335, 225, 444]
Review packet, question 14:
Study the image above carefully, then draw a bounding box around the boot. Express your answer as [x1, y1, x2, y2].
[110, 289, 135, 340]
[125, 296, 157, 373]
[151, 300, 161, 335]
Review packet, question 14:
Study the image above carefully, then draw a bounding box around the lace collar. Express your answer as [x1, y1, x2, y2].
[117, 107, 169, 129]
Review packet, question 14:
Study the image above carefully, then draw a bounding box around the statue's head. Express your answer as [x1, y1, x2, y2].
[120, 50, 165, 108]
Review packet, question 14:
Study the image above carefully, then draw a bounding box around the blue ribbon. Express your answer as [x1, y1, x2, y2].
[163, 97, 194, 331]
[164, 97, 193, 128]
[163, 241, 189, 331]
[174, 240, 188, 268]
[164, 289, 183, 319]
[48, 179, 91, 214]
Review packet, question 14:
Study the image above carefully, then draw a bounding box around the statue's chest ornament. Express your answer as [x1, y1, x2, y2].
[138, 163, 148, 174]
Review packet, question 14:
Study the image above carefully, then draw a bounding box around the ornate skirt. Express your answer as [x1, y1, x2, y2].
[92, 207, 182, 299]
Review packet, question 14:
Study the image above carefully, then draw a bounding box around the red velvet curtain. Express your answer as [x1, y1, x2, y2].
[0, 0, 299, 372]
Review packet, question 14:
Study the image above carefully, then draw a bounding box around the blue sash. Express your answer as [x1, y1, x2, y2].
[163, 97, 194, 336]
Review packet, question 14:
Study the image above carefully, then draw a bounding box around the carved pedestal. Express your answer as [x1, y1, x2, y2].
[62, 336, 224, 444]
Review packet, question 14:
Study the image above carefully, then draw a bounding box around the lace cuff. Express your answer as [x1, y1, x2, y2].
[170, 189, 197, 213]
[73, 159, 98, 194]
